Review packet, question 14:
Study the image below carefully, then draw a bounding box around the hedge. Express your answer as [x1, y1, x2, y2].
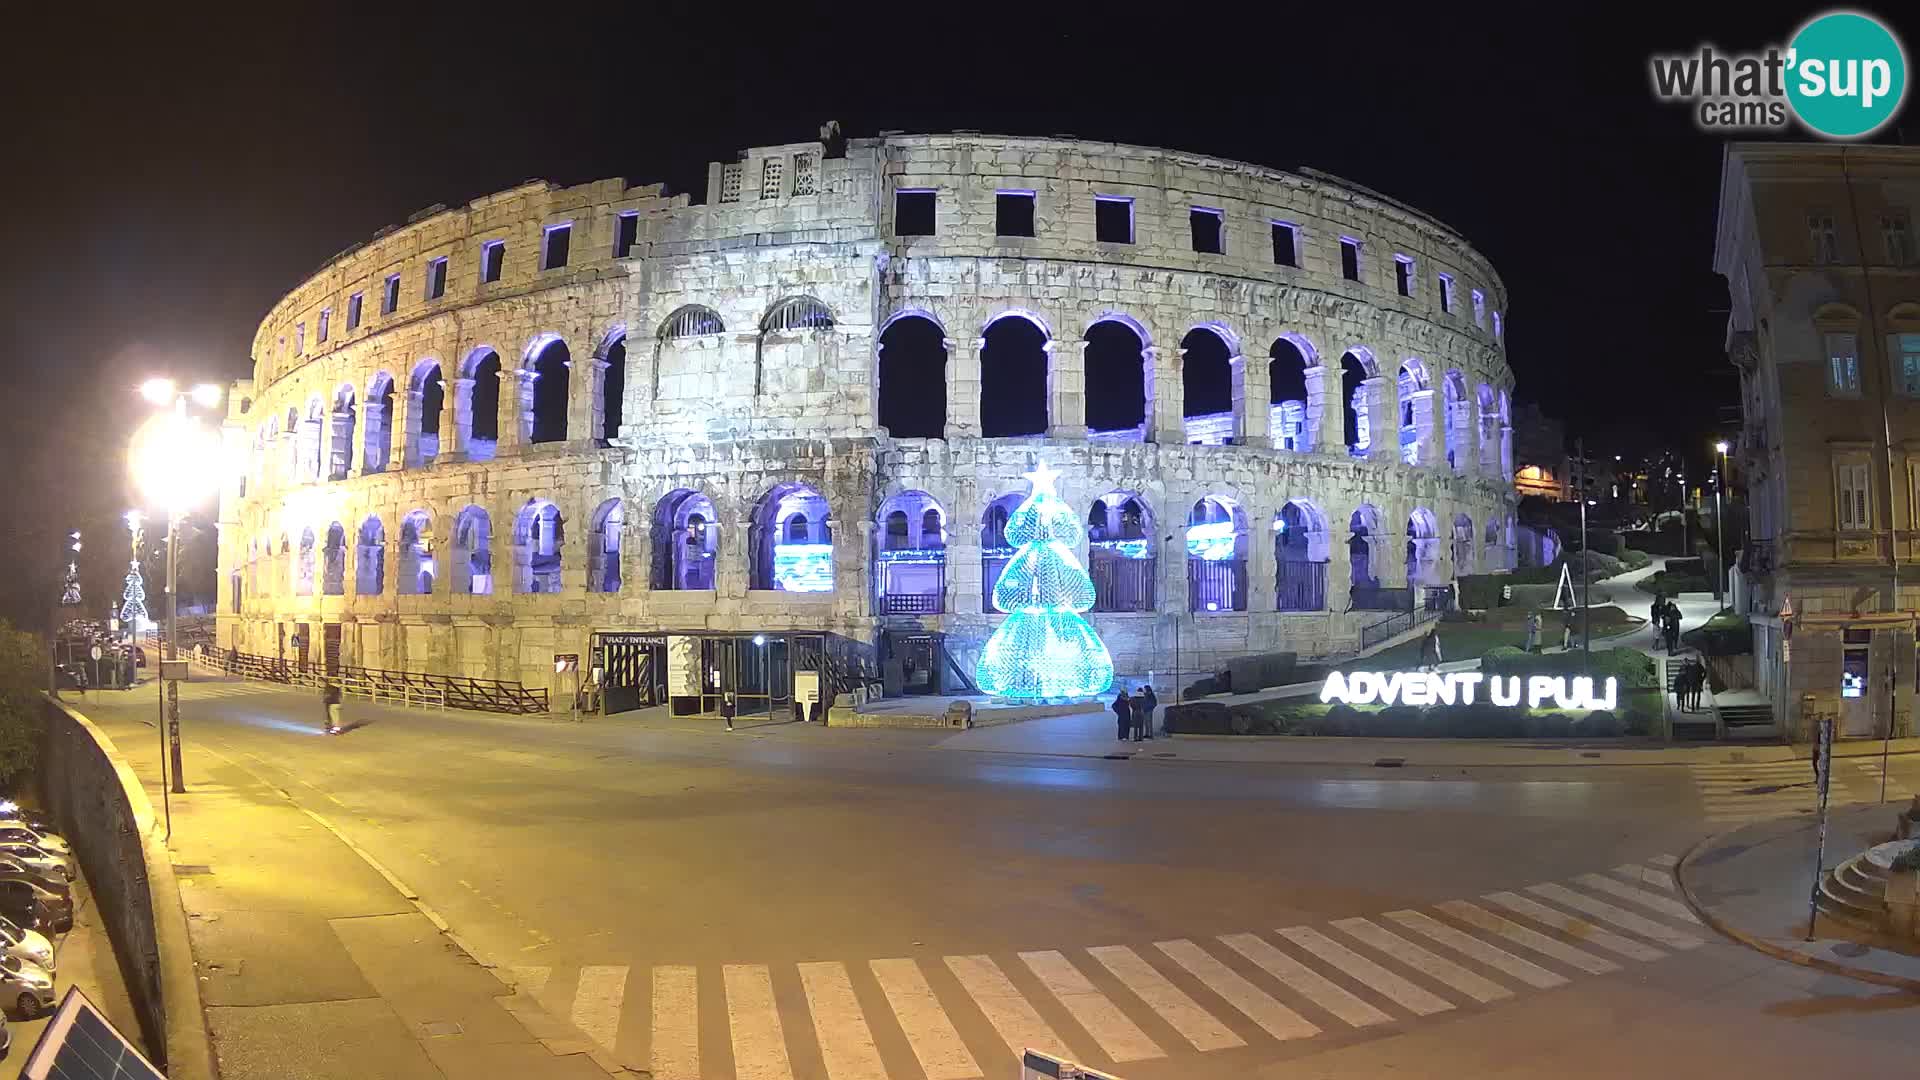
[1212, 700, 1633, 739]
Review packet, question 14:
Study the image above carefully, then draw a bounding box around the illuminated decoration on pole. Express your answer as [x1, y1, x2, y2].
[60, 564, 81, 607]
[977, 462, 1115, 699]
[119, 562, 149, 630]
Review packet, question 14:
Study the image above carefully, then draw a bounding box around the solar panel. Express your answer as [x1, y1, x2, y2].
[20, 987, 164, 1080]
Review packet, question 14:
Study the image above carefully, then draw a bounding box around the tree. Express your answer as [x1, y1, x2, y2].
[976, 463, 1115, 699]
[0, 621, 43, 790]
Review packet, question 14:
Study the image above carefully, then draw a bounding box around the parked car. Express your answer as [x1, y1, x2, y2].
[0, 803, 58, 835]
[0, 844, 70, 882]
[0, 863, 68, 901]
[53, 664, 88, 691]
[0, 880, 68, 934]
[0, 915, 52, 972]
[0, 1011, 10, 1058]
[0, 826, 66, 857]
[0, 955, 54, 1019]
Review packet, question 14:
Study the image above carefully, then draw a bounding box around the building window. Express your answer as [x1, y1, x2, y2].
[759, 157, 784, 200]
[1885, 214, 1912, 265]
[1095, 196, 1134, 244]
[1393, 255, 1415, 297]
[317, 308, 330, 344]
[1339, 237, 1361, 281]
[1838, 460, 1872, 531]
[1437, 273, 1454, 313]
[791, 153, 816, 196]
[347, 292, 363, 330]
[894, 190, 935, 236]
[996, 191, 1035, 237]
[1493, 311, 1503, 342]
[1271, 221, 1298, 267]
[481, 240, 505, 283]
[1189, 207, 1224, 254]
[542, 223, 571, 270]
[1826, 332, 1861, 397]
[294, 322, 306, 356]
[382, 273, 400, 315]
[614, 211, 639, 258]
[719, 163, 743, 203]
[1897, 332, 1920, 396]
[1810, 213, 1839, 263]
[1471, 289, 1487, 327]
[425, 257, 448, 300]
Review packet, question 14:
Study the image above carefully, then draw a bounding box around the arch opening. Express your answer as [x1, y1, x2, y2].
[1274, 500, 1330, 612]
[464, 350, 501, 461]
[876, 315, 947, 439]
[1397, 360, 1429, 466]
[1185, 495, 1248, 612]
[321, 523, 346, 595]
[1443, 370, 1470, 472]
[453, 506, 494, 595]
[751, 483, 833, 592]
[356, 516, 386, 595]
[1452, 512, 1476, 576]
[1478, 384, 1500, 475]
[979, 492, 1027, 613]
[980, 314, 1049, 437]
[1182, 327, 1236, 445]
[1269, 337, 1312, 452]
[397, 511, 434, 595]
[875, 490, 945, 614]
[1085, 319, 1148, 440]
[757, 297, 835, 398]
[409, 362, 444, 468]
[296, 527, 316, 596]
[364, 374, 395, 474]
[1349, 504, 1381, 593]
[529, 338, 571, 444]
[651, 489, 719, 591]
[1341, 351, 1374, 456]
[600, 335, 627, 441]
[588, 499, 624, 593]
[328, 388, 357, 481]
[514, 500, 564, 594]
[1088, 491, 1156, 612]
[1406, 508, 1440, 588]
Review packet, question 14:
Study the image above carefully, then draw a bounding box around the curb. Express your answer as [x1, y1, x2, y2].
[1675, 827, 1920, 994]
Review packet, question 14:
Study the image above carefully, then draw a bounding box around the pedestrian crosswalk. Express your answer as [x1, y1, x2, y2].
[502, 857, 1708, 1078]
[175, 681, 283, 701]
[1691, 758, 1911, 824]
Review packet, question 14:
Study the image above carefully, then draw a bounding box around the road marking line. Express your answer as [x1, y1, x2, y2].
[1611, 864, 1674, 891]
[870, 959, 981, 1080]
[798, 961, 887, 1080]
[652, 965, 700, 1080]
[1483, 892, 1666, 961]
[1436, 901, 1618, 975]
[1216, 933, 1391, 1028]
[1086, 945, 1243, 1051]
[1573, 873, 1703, 923]
[1384, 910, 1567, 989]
[1331, 918, 1510, 1003]
[1020, 950, 1164, 1062]
[945, 954, 1075, 1063]
[1647, 854, 1679, 868]
[1274, 926, 1453, 1017]
[1525, 884, 1704, 949]
[1153, 938, 1319, 1042]
[572, 965, 627, 1052]
[724, 964, 794, 1080]
[510, 965, 550, 997]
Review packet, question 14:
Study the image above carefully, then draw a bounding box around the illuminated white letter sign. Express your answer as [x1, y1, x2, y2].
[1320, 672, 1617, 711]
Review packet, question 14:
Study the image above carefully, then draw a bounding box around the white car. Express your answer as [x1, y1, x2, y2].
[0, 828, 64, 857]
[0, 845, 68, 883]
[0, 954, 53, 1018]
[0, 916, 50, 972]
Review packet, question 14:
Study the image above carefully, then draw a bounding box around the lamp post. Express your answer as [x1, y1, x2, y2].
[130, 378, 224, 795]
[1713, 440, 1730, 613]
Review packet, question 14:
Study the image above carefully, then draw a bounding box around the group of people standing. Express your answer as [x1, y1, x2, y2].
[1650, 595, 1684, 653]
[1112, 684, 1159, 741]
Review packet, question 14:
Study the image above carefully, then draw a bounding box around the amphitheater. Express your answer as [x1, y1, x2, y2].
[214, 128, 1517, 716]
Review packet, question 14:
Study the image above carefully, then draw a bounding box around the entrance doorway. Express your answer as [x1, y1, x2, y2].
[1841, 628, 1875, 737]
[594, 633, 667, 714]
[323, 624, 342, 675]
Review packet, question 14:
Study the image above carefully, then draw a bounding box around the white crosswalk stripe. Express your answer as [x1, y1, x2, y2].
[1525, 883, 1705, 950]
[1155, 938, 1320, 1042]
[946, 954, 1076, 1064]
[1383, 910, 1567, 989]
[571, 965, 627, 1051]
[509, 964, 551, 997]
[1611, 863, 1675, 891]
[1482, 891, 1666, 962]
[869, 959, 981, 1080]
[797, 961, 887, 1080]
[1573, 873, 1702, 923]
[1436, 900, 1618, 975]
[1020, 950, 1164, 1062]
[1332, 917, 1511, 1004]
[724, 963, 794, 1080]
[1691, 762, 1820, 823]
[1274, 926, 1455, 1017]
[651, 965, 700, 1080]
[1087, 945, 1244, 1051]
[1217, 933, 1392, 1028]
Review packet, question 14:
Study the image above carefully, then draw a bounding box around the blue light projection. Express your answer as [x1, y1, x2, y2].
[772, 543, 834, 592]
[976, 463, 1115, 699]
[1184, 519, 1238, 561]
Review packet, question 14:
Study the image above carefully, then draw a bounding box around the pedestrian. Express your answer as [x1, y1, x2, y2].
[1561, 609, 1576, 652]
[1664, 609, 1681, 654]
[721, 690, 736, 732]
[1112, 687, 1133, 742]
[1650, 593, 1664, 634]
[1138, 684, 1159, 739]
[321, 680, 342, 735]
[1419, 625, 1444, 672]
[1690, 659, 1708, 711]
[1523, 610, 1540, 653]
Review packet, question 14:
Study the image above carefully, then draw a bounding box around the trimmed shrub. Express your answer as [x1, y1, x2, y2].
[1457, 574, 1507, 611]
[1224, 652, 1297, 693]
[1165, 701, 1232, 734]
[1620, 548, 1651, 571]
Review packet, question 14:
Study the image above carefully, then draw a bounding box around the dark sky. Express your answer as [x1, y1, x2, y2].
[3, 3, 1911, 625]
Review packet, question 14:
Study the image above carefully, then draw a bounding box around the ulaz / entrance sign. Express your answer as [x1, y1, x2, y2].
[1321, 671, 1619, 711]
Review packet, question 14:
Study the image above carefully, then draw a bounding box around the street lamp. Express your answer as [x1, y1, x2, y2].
[1713, 440, 1730, 613]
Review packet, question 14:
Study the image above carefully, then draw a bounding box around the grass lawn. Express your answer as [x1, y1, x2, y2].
[1341, 607, 1644, 672]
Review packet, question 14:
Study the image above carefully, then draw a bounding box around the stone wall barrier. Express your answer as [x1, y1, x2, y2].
[39, 695, 215, 1077]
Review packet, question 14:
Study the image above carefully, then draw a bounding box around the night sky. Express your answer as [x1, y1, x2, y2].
[4, 4, 1912, 626]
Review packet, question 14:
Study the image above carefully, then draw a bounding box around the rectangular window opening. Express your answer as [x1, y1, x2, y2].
[1393, 255, 1414, 297]
[1810, 213, 1839, 263]
[294, 322, 306, 356]
[346, 292, 363, 330]
[481, 240, 505, 283]
[1826, 332, 1861, 397]
[614, 212, 639, 258]
[1471, 289, 1487, 327]
[317, 308, 330, 344]
[1838, 461, 1872, 531]
[1899, 332, 1920, 396]
[542, 223, 572, 270]
[1437, 273, 1454, 313]
[894, 190, 936, 236]
[1339, 237, 1361, 282]
[381, 274, 400, 315]
[1271, 221, 1298, 267]
[1189, 207, 1224, 254]
[996, 191, 1035, 237]
[1095, 196, 1134, 244]
[425, 257, 448, 301]
[1884, 214, 1912, 265]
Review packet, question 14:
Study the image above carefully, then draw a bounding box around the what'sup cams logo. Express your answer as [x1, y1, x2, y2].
[1650, 10, 1908, 138]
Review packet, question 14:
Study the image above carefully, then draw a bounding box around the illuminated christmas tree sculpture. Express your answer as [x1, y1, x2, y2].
[120, 562, 149, 629]
[977, 463, 1115, 699]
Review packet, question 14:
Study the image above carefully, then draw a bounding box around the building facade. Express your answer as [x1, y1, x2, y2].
[1717, 142, 1920, 741]
[215, 131, 1517, 710]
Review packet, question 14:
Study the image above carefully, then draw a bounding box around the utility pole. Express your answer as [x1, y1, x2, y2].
[1577, 437, 1591, 663]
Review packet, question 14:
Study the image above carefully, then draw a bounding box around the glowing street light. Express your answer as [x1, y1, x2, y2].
[1713, 440, 1731, 612]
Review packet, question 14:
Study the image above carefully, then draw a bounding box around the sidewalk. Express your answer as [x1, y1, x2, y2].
[74, 704, 611, 1080]
[0, 875, 142, 1077]
[1678, 804, 1920, 990]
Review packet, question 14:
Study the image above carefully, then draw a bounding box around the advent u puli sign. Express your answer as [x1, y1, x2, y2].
[1321, 671, 1619, 711]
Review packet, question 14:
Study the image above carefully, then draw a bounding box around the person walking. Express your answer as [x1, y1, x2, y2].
[322, 680, 342, 735]
[1419, 625, 1444, 672]
[1138, 684, 1159, 739]
[1690, 658, 1708, 711]
[1561, 609, 1576, 652]
[1523, 610, 1541, 653]
[721, 690, 736, 732]
[1664, 607, 1681, 654]
[1112, 687, 1133, 742]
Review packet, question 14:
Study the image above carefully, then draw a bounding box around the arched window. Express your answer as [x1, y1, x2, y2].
[876, 313, 947, 439]
[408, 361, 445, 468]
[328, 387, 357, 481]
[397, 510, 434, 595]
[1087, 491, 1156, 612]
[295, 527, 316, 596]
[1396, 359, 1429, 466]
[1274, 500, 1330, 612]
[662, 305, 725, 340]
[1498, 390, 1513, 477]
[751, 483, 832, 591]
[1443, 370, 1470, 472]
[588, 499, 624, 593]
[464, 349, 502, 461]
[453, 506, 493, 595]
[598, 332, 627, 441]
[1085, 317, 1149, 439]
[321, 523, 347, 594]
[980, 313, 1049, 437]
[1181, 326, 1237, 445]
[1452, 513, 1476, 576]
[1407, 508, 1440, 588]
[356, 516, 386, 595]
[1341, 350, 1376, 456]
[1268, 336, 1314, 452]
[514, 499, 564, 593]
[527, 336, 571, 444]
[1349, 504, 1381, 593]
[1484, 518, 1501, 570]
[757, 297, 835, 397]
[653, 306, 726, 405]
[980, 492, 1026, 612]
[277, 534, 289, 595]
[650, 489, 719, 590]
[1477, 384, 1500, 475]
[283, 407, 299, 481]
[875, 491, 945, 614]
[300, 398, 325, 480]
[364, 373, 395, 474]
[1185, 496, 1248, 612]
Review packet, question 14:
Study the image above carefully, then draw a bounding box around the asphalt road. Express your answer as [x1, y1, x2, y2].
[74, 682, 1920, 1079]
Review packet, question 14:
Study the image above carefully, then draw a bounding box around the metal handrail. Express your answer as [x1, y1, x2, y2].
[199, 647, 548, 714]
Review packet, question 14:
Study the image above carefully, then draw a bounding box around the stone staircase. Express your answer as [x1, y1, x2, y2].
[1818, 841, 1905, 929]
[1717, 702, 1776, 736]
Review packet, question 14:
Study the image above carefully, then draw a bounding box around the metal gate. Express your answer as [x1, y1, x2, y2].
[594, 632, 665, 714]
[323, 623, 342, 675]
